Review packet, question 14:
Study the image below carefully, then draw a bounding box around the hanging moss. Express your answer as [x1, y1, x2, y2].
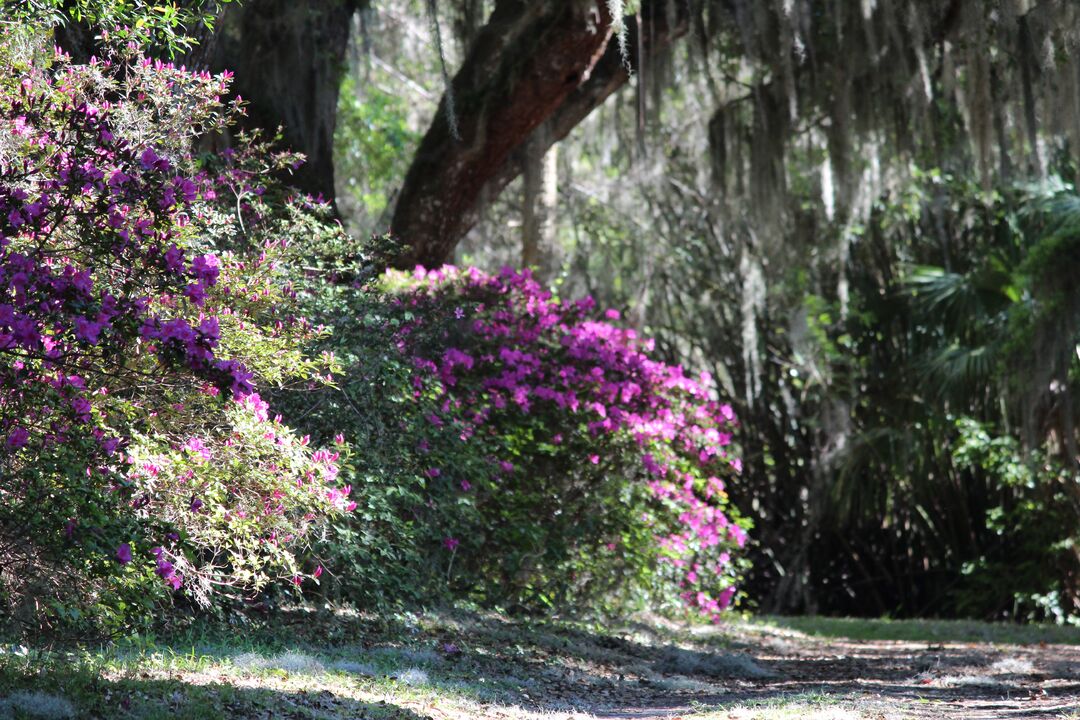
[700, 0, 1079, 224]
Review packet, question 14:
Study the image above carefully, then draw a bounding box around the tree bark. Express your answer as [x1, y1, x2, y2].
[521, 132, 559, 282]
[390, 0, 691, 268]
[390, 0, 616, 268]
[210, 0, 364, 201]
[479, 0, 690, 237]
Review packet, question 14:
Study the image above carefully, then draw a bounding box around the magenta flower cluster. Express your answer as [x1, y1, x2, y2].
[1, 46, 351, 603]
[386, 265, 748, 618]
[0, 54, 255, 461]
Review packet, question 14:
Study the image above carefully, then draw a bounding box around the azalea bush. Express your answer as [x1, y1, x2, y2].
[0, 26, 750, 632]
[289, 261, 751, 619]
[0, 36, 351, 634]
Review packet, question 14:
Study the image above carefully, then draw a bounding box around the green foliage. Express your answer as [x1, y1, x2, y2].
[950, 418, 1079, 623]
[3, 0, 230, 56]
[820, 170, 1080, 621]
[334, 76, 420, 230]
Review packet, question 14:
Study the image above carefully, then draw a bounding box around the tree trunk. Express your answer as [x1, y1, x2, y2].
[210, 0, 363, 201]
[392, 0, 691, 268]
[521, 133, 559, 281]
[390, 0, 614, 268]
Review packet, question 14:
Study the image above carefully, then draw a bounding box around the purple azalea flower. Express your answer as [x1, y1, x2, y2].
[6, 426, 29, 450]
[183, 282, 208, 305]
[11, 316, 40, 348]
[74, 316, 104, 344]
[70, 396, 93, 422]
[164, 243, 185, 272]
[155, 558, 174, 578]
[138, 146, 170, 172]
[190, 254, 220, 285]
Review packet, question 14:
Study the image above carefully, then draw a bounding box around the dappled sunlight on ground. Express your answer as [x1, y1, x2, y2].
[3, 611, 1080, 719]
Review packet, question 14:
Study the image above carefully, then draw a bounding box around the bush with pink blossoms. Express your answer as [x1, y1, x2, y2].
[0, 36, 351, 634]
[291, 258, 750, 619]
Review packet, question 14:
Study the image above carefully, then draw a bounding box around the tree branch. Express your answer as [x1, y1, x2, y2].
[392, 0, 685, 268]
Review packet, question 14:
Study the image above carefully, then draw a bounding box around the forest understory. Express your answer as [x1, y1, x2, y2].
[8, 2, 1080, 717]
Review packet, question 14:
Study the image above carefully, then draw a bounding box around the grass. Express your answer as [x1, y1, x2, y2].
[3, 611, 1079, 718]
[0, 607, 691, 718]
[748, 615, 1080, 646]
[689, 692, 872, 720]
[0, 614, 506, 719]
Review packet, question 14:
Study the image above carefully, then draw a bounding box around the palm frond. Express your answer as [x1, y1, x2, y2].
[1018, 176, 1080, 237]
[905, 265, 1013, 337]
[917, 343, 997, 401]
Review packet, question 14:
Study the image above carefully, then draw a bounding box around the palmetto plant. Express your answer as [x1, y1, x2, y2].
[906, 260, 1016, 406]
[825, 175, 1080, 618]
[904, 177, 1080, 464]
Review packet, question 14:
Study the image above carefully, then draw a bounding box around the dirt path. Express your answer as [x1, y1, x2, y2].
[426, 614, 1080, 719]
[736, 632, 1080, 719]
[598, 625, 1080, 719]
[5, 612, 1080, 719]
[584, 633, 1080, 719]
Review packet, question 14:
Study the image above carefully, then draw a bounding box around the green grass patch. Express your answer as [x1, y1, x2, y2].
[0, 612, 504, 719]
[752, 615, 1080, 645]
[690, 691, 874, 719]
[5, 610, 1078, 719]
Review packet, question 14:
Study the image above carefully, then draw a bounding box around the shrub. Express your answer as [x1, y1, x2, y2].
[289, 262, 751, 619]
[950, 417, 1080, 622]
[0, 36, 351, 634]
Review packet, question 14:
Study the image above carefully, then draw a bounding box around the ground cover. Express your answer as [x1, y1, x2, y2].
[1, 611, 1078, 719]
